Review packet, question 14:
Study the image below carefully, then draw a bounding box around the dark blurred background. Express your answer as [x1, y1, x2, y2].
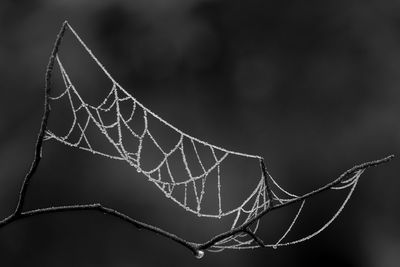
[0, 0, 399, 266]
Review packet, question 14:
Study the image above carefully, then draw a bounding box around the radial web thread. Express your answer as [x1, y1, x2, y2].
[44, 23, 363, 251]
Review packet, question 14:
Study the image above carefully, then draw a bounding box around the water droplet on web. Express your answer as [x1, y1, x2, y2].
[272, 245, 277, 250]
[195, 250, 205, 259]
[137, 167, 142, 173]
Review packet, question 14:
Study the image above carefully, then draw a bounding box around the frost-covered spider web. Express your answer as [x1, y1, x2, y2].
[44, 23, 363, 251]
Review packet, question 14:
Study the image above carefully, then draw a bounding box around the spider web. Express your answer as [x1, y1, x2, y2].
[44, 23, 363, 251]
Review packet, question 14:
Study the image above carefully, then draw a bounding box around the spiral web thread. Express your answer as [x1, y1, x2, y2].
[44, 23, 363, 251]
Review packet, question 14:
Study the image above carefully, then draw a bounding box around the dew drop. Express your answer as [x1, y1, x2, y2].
[195, 250, 205, 259]
[137, 167, 142, 173]
[272, 245, 277, 250]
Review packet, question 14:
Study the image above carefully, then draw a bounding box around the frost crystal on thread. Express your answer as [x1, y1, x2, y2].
[44, 23, 363, 251]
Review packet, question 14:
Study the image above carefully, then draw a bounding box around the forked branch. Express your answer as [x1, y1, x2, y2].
[0, 21, 394, 258]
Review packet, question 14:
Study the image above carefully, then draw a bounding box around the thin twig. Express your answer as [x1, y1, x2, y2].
[14, 21, 68, 215]
[1, 203, 198, 255]
[244, 227, 265, 247]
[0, 21, 395, 259]
[22, 204, 198, 255]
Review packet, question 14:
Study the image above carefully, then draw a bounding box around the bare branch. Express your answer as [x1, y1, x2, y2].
[23, 204, 198, 255]
[1, 203, 199, 255]
[14, 21, 69, 216]
[244, 226, 265, 247]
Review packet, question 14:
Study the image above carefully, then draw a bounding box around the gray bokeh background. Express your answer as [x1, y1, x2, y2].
[0, 0, 399, 266]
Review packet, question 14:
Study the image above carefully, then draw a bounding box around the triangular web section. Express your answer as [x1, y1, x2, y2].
[116, 88, 137, 123]
[147, 113, 183, 155]
[197, 167, 221, 217]
[138, 133, 166, 174]
[189, 140, 226, 173]
[124, 102, 146, 138]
